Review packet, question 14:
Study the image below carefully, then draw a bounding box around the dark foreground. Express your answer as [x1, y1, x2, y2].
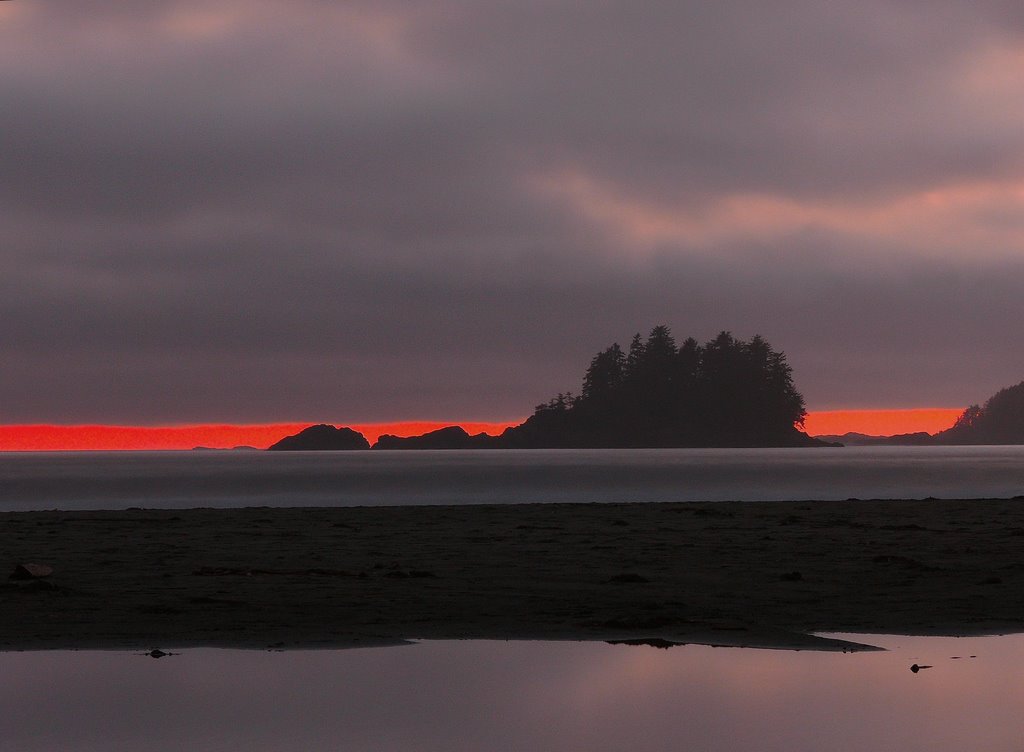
[3, 499, 1024, 651]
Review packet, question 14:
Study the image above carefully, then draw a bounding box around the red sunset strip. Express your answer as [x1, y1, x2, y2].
[0, 422, 522, 451]
[0, 410, 965, 451]
[801, 409, 963, 437]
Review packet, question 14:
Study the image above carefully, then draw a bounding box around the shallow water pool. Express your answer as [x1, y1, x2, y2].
[3, 634, 1023, 751]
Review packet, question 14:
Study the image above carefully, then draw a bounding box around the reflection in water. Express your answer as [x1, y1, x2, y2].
[3, 635, 1024, 751]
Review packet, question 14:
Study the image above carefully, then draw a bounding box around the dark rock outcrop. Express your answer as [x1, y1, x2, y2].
[267, 424, 370, 451]
[372, 426, 492, 450]
[10, 563, 54, 580]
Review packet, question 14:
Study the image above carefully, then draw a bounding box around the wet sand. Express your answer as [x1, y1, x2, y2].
[3, 499, 1024, 651]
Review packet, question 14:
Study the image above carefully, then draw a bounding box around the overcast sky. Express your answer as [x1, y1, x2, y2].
[4, 1, 1024, 424]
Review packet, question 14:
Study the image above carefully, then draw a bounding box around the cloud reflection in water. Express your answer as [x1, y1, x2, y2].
[2, 635, 1021, 751]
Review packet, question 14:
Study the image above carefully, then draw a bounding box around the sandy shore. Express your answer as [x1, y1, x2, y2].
[3, 499, 1024, 651]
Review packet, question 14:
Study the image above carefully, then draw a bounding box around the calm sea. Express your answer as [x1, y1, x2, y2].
[1, 446, 1023, 511]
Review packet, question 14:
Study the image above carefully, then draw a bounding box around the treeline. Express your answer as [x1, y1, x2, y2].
[936, 381, 1024, 444]
[498, 326, 812, 448]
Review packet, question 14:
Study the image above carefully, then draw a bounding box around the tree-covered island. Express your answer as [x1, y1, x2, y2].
[492, 326, 819, 448]
[270, 326, 828, 449]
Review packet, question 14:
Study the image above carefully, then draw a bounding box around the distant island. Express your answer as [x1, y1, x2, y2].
[192, 445, 260, 452]
[269, 326, 831, 450]
[268, 424, 370, 451]
[373, 425, 494, 450]
[811, 432, 935, 447]
[816, 380, 1024, 446]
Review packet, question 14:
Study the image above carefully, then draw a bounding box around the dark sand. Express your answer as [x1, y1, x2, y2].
[3, 499, 1024, 651]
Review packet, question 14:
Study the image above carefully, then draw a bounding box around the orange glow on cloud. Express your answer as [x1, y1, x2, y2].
[0, 411, 963, 451]
[535, 167, 1024, 258]
[802, 409, 962, 437]
[160, 8, 242, 39]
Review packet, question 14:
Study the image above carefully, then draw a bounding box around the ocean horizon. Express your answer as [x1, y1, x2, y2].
[3, 445, 1023, 512]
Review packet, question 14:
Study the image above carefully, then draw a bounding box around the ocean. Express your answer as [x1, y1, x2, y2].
[5, 447, 1024, 752]
[2, 445, 1023, 511]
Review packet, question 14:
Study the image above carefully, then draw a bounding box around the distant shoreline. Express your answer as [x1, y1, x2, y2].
[0, 409, 964, 451]
[3, 498, 1024, 652]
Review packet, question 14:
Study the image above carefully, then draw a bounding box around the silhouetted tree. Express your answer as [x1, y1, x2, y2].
[951, 404, 983, 433]
[581, 344, 625, 402]
[624, 333, 646, 379]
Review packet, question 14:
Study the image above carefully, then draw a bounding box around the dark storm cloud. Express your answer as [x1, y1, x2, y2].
[3, 0, 1024, 422]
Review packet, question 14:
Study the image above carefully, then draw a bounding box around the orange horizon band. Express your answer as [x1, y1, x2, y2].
[0, 421, 522, 452]
[0, 409, 965, 451]
[801, 408, 963, 437]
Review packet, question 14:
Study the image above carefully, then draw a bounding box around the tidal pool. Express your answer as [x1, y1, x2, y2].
[3, 634, 1023, 751]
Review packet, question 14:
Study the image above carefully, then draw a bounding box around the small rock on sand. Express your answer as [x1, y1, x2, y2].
[9, 563, 54, 580]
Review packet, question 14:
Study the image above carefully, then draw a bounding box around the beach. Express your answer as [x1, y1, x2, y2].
[3, 499, 1024, 651]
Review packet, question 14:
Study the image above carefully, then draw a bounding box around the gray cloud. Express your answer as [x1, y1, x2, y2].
[3, 0, 1024, 422]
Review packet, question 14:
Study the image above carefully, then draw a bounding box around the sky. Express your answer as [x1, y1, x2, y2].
[4, 1, 1024, 435]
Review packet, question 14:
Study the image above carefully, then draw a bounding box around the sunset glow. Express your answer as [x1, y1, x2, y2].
[0, 422, 521, 452]
[0, 411, 963, 451]
[802, 409, 963, 437]
[536, 167, 1024, 258]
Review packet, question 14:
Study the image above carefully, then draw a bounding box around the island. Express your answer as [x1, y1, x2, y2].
[374, 425, 493, 450]
[268, 326, 831, 450]
[267, 424, 370, 451]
